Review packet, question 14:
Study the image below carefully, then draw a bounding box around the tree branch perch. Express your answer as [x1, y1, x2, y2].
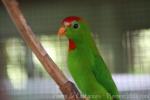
[1, 0, 84, 99]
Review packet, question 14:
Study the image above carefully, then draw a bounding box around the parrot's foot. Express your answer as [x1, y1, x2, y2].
[60, 81, 85, 100]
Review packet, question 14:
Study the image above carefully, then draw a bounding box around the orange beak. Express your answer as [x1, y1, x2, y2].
[57, 26, 66, 36]
[58, 22, 71, 36]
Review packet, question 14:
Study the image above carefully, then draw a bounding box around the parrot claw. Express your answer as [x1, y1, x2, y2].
[60, 81, 82, 100]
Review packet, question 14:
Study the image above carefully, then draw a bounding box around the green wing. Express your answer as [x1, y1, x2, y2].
[91, 54, 120, 100]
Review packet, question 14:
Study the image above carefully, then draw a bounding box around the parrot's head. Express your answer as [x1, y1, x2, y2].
[58, 16, 91, 51]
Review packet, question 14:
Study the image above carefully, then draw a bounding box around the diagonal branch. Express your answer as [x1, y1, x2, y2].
[1, 0, 84, 99]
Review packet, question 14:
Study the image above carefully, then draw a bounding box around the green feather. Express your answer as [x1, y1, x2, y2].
[62, 17, 120, 100]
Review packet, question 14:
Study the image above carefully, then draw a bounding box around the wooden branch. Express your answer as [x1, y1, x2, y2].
[2, 0, 84, 99]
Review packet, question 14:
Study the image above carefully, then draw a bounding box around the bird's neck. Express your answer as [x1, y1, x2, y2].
[68, 35, 98, 53]
[68, 38, 76, 52]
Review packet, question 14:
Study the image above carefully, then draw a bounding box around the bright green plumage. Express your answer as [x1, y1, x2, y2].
[58, 16, 119, 100]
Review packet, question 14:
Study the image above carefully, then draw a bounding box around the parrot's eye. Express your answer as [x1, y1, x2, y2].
[72, 22, 80, 29]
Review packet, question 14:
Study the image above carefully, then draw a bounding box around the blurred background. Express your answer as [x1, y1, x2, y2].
[0, 0, 150, 100]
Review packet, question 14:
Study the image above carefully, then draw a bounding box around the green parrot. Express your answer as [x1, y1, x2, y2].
[58, 16, 119, 100]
